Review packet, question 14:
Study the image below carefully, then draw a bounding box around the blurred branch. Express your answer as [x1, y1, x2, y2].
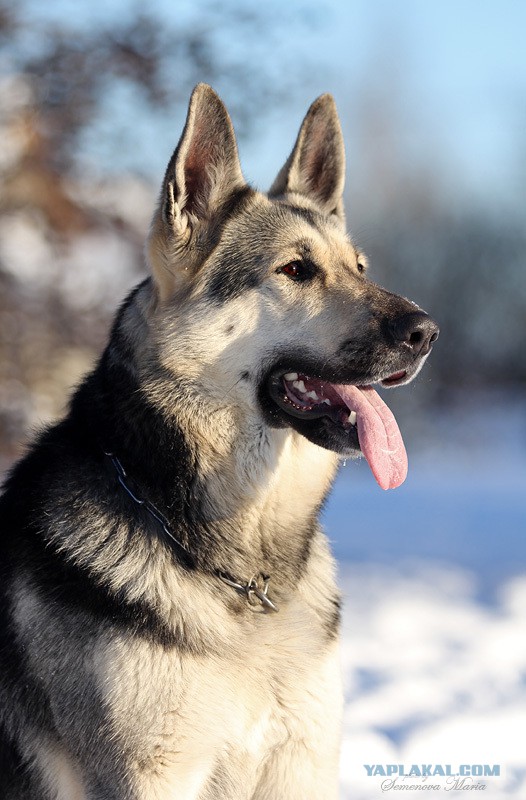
[345, 68, 526, 396]
[0, 0, 314, 464]
[0, 0, 300, 174]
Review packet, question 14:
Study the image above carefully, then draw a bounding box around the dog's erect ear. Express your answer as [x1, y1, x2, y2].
[269, 94, 345, 221]
[166, 83, 245, 221]
[148, 84, 246, 301]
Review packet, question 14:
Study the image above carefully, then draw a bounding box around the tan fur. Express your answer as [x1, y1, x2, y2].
[0, 84, 437, 798]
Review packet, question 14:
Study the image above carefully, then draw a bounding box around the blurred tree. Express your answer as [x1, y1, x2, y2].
[364, 207, 526, 392]
[0, 0, 295, 176]
[345, 69, 526, 400]
[1, 0, 524, 467]
[0, 0, 306, 466]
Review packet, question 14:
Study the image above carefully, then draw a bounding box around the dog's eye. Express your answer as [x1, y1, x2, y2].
[357, 262, 365, 274]
[277, 261, 309, 282]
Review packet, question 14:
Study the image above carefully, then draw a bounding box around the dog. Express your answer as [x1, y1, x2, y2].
[0, 84, 438, 799]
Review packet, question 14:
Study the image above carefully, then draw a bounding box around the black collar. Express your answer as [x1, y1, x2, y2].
[104, 451, 278, 612]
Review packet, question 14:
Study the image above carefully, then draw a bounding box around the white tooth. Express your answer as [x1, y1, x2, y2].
[323, 399, 332, 405]
[284, 372, 298, 381]
[348, 410, 357, 426]
[306, 390, 319, 401]
[293, 380, 306, 393]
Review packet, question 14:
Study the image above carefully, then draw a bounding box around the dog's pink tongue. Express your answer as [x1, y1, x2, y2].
[334, 384, 408, 490]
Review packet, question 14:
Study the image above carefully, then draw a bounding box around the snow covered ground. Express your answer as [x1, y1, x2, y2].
[338, 561, 526, 798]
[329, 395, 526, 799]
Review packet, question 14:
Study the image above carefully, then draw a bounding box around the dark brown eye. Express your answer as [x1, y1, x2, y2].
[278, 261, 308, 281]
[357, 262, 365, 273]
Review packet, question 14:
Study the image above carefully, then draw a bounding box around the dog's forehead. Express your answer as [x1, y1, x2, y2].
[221, 193, 357, 265]
[196, 193, 362, 304]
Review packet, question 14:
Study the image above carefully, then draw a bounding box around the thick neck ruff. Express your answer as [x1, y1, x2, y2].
[104, 451, 279, 613]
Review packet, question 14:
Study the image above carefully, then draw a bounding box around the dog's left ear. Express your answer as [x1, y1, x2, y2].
[269, 94, 345, 222]
[148, 84, 246, 301]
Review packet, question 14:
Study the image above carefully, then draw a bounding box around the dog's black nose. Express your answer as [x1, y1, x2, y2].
[390, 312, 439, 356]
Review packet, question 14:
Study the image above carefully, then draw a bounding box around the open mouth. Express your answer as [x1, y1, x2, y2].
[267, 370, 409, 490]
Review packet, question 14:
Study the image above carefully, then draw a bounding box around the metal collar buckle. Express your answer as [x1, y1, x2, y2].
[104, 450, 279, 613]
[218, 572, 279, 613]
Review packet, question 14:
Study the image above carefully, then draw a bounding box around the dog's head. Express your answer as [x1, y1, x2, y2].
[145, 84, 438, 489]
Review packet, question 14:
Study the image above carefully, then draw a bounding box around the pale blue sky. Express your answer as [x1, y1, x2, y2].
[244, 0, 526, 208]
[22, 0, 526, 210]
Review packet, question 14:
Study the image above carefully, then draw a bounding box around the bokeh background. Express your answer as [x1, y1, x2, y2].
[0, 0, 525, 796]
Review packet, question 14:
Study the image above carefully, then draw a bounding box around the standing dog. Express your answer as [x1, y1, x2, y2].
[0, 84, 438, 799]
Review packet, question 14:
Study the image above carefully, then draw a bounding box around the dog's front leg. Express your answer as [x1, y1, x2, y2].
[251, 642, 342, 800]
[251, 739, 340, 800]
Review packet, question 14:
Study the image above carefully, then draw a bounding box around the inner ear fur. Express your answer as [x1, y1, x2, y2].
[168, 83, 245, 221]
[148, 84, 246, 301]
[269, 93, 346, 221]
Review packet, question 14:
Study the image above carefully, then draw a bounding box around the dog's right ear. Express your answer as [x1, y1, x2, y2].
[147, 84, 246, 302]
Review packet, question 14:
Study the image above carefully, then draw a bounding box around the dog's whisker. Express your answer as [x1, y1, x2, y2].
[217, 375, 245, 403]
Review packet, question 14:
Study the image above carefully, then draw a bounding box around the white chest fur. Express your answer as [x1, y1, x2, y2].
[97, 596, 342, 799]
